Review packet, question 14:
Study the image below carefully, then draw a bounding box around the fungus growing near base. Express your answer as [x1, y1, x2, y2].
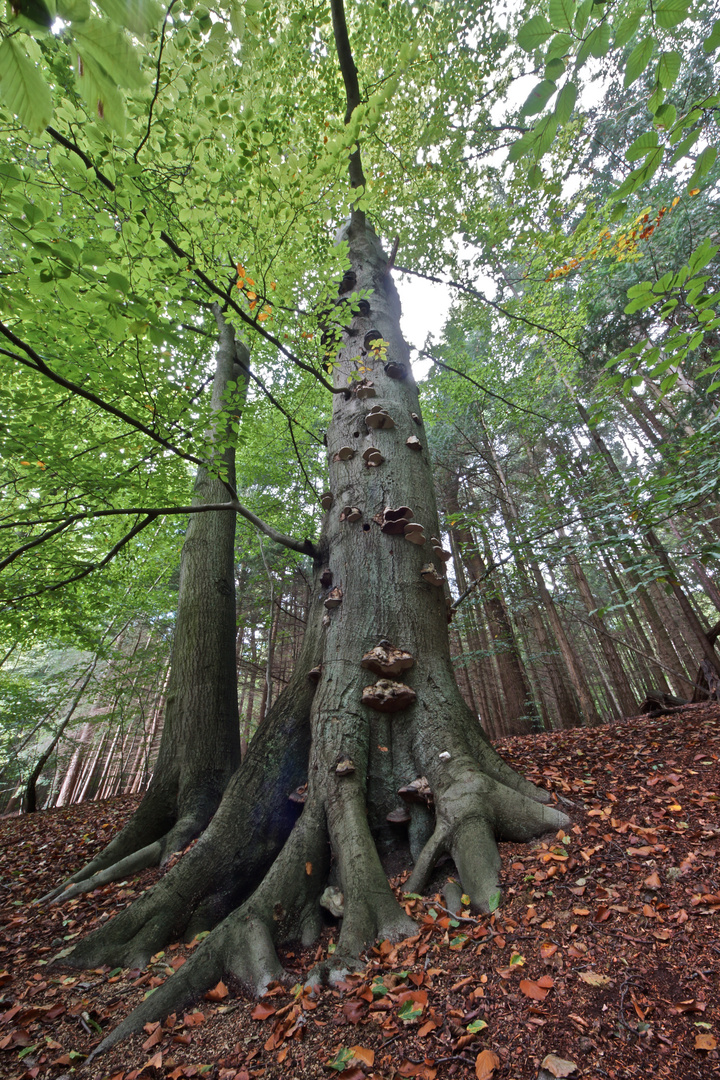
[320, 492, 333, 510]
[361, 678, 417, 712]
[320, 568, 333, 588]
[365, 405, 395, 430]
[398, 776, 433, 806]
[355, 379, 376, 400]
[360, 642, 414, 678]
[406, 435, 422, 452]
[411, 412, 421, 425]
[362, 446, 384, 467]
[420, 563, 445, 587]
[288, 782, 308, 805]
[403, 522, 426, 545]
[339, 506, 361, 523]
[386, 806, 411, 825]
[335, 758, 356, 775]
[430, 537, 452, 562]
[334, 446, 356, 461]
[324, 586, 343, 609]
[380, 506, 413, 535]
[319, 886, 344, 917]
[308, 666, 322, 684]
[384, 360, 407, 380]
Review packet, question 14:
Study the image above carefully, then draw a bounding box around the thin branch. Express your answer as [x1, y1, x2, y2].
[330, 0, 366, 192]
[424, 351, 553, 423]
[134, 0, 179, 162]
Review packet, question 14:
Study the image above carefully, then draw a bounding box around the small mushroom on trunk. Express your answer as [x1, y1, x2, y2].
[334, 446, 356, 461]
[411, 412, 422, 425]
[320, 492, 334, 510]
[355, 379, 376, 400]
[381, 506, 413, 535]
[340, 506, 361, 523]
[406, 435, 422, 452]
[308, 665, 322, 684]
[288, 782, 308, 805]
[361, 642, 415, 677]
[403, 522, 426, 545]
[320, 568, 333, 588]
[361, 678, 417, 712]
[324, 586, 343, 609]
[386, 806, 411, 825]
[362, 446, 385, 467]
[365, 405, 395, 430]
[335, 758, 356, 775]
[420, 563, 445, 587]
[384, 360, 407, 380]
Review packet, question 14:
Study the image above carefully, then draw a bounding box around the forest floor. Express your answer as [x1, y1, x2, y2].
[1, 704, 719, 1080]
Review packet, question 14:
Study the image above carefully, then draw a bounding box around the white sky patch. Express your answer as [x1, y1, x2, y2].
[397, 272, 454, 379]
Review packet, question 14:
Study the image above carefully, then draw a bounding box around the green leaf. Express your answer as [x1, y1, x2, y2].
[687, 239, 719, 275]
[703, 18, 720, 52]
[554, 82, 577, 125]
[533, 113, 559, 159]
[545, 57, 566, 79]
[653, 102, 676, 129]
[670, 128, 701, 165]
[574, 0, 592, 34]
[586, 20, 612, 58]
[527, 163, 543, 188]
[624, 37, 653, 87]
[626, 130, 658, 162]
[0, 36, 52, 134]
[488, 890, 501, 913]
[398, 1000, 424, 1022]
[657, 50, 681, 89]
[75, 49, 127, 132]
[467, 1019, 488, 1033]
[517, 15, 555, 51]
[73, 21, 146, 89]
[327, 1047, 354, 1071]
[614, 9, 643, 48]
[549, 0, 576, 31]
[57, 0, 91, 19]
[521, 80, 556, 116]
[545, 32, 573, 60]
[687, 146, 717, 190]
[95, 0, 164, 35]
[654, 0, 690, 30]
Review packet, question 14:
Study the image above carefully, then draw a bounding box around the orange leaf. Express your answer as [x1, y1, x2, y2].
[475, 1049, 500, 1079]
[644, 871, 661, 890]
[251, 1003, 276, 1020]
[418, 1019, 439, 1037]
[205, 980, 228, 1001]
[350, 1045, 375, 1066]
[695, 1033, 717, 1050]
[141, 1026, 164, 1051]
[306, 862, 313, 875]
[519, 979, 550, 1000]
[142, 1052, 163, 1072]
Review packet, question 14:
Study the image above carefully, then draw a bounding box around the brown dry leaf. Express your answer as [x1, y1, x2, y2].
[520, 978, 550, 1000]
[142, 1051, 163, 1072]
[579, 972, 611, 988]
[141, 1025, 164, 1051]
[475, 1049, 500, 1079]
[540, 943, 557, 959]
[305, 861, 312, 875]
[350, 1045, 375, 1066]
[205, 980, 228, 1001]
[418, 1019, 439, 1037]
[644, 871, 662, 890]
[695, 1033, 718, 1051]
[541, 1054, 577, 1077]
[251, 1003, 276, 1020]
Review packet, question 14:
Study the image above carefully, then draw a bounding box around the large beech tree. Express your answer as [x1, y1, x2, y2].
[1, 0, 716, 1055]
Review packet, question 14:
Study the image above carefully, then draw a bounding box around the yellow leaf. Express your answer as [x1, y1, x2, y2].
[350, 1045, 375, 1067]
[695, 1033, 717, 1050]
[689, 188, 700, 196]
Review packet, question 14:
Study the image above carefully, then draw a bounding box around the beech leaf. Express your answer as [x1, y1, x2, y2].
[475, 1049, 500, 1079]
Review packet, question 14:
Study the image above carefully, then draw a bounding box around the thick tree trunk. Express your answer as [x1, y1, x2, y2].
[44, 312, 250, 902]
[71, 216, 567, 1058]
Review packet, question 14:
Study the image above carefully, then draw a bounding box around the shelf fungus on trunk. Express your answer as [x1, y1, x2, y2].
[335, 758, 356, 776]
[339, 506, 362, 523]
[411, 412, 421, 425]
[360, 642, 414, 678]
[420, 563, 445, 587]
[384, 360, 407, 380]
[287, 782, 308, 805]
[386, 806, 411, 825]
[308, 665, 322, 684]
[355, 379, 376, 400]
[403, 522, 426, 545]
[363, 330, 383, 351]
[362, 447, 385, 467]
[320, 492, 334, 510]
[429, 538, 452, 562]
[365, 405, 395, 430]
[334, 446, 356, 461]
[406, 436, 422, 452]
[324, 586, 343, 609]
[361, 678, 417, 712]
[320, 568, 333, 588]
[398, 776, 433, 806]
[380, 506, 413, 534]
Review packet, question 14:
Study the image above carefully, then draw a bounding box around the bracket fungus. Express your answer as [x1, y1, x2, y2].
[288, 782, 308, 805]
[365, 405, 395, 430]
[420, 563, 445, 587]
[386, 806, 411, 825]
[363, 330, 383, 352]
[403, 522, 426, 545]
[398, 776, 433, 806]
[362, 446, 385, 467]
[320, 568, 333, 588]
[324, 586, 343, 609]
[384, 360, 407, 380]
[380, 506, 413, 535]
[333, 446, 356, 461]
[335, 758, 356, 776]
[411, 412, 422, 425]
[308, 665, 322, 684]
[406, 435, 422, 452]
[338, 270, 357, 295]
[360, 642, 414, 678]
[320, 491, 334, 511]
[355, 379, 376, 400]
[430, 537, 452, 562]
[361, 678, 417, 712]
[339, 506, 362, 523]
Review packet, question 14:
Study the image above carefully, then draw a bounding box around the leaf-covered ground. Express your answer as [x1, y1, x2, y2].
[1, 704, 719, 1080]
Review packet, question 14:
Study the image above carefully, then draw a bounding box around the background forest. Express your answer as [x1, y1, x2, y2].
[0, 0, 718, 815]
